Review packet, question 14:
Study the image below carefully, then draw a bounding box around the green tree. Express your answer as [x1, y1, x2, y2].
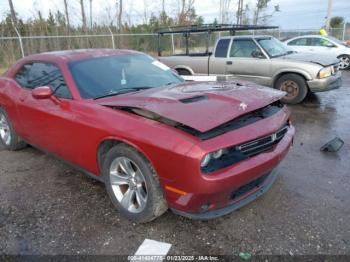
[330, 16, 344, 28]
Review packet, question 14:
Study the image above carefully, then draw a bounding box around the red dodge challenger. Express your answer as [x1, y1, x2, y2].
[0, 49, 295, 222]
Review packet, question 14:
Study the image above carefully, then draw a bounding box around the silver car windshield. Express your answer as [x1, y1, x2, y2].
[258, 37, 291, 58]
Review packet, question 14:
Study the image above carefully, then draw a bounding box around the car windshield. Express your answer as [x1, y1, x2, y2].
[69, 54, 184, 99]
[257, 37, 292, 58]
[325, 35, 347, 47]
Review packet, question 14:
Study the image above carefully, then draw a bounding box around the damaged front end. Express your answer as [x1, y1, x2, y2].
[105, 100, 285, 141]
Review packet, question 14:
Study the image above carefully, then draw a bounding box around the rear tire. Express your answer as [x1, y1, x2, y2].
[176, 68, 192, 76]
[103, 144, 168, 223]
[0, 108, 27, 151]
[275, 73, 308, 104]
[338, 55, 350, 70]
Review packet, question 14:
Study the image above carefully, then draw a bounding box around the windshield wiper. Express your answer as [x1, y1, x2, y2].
[93, 87, 152, 100]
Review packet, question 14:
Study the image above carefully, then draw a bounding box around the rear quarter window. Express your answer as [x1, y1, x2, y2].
[215, 39, 231, 58]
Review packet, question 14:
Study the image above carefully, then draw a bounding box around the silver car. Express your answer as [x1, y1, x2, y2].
[159, 35, 342, 104]
[284, 35, 350, 70]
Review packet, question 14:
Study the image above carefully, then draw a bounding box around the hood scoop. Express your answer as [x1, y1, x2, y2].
[179, 95, 208, 104]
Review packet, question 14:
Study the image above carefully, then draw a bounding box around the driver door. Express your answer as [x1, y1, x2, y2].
[225, 39, 272, 86]
[14, 62, 75, 155]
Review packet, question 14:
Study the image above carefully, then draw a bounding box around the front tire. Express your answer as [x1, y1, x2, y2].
[338, 55, 350, 70]
[0, 108, 26, 151]
[275, 73, 308, 104]
[103, 144, 168, 223]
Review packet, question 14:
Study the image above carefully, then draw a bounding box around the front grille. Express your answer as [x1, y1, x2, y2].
[230, 172, 270, 200]
[237, 125, 289, 157]
[202, 123, 289, 173]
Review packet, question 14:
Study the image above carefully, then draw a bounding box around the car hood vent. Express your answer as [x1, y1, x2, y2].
[179, 95, 208, 104]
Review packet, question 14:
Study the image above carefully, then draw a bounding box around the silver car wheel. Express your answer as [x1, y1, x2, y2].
[109, 157, 148, 213]
[339, 56, 350, 69]
[0, 112, 11, 145]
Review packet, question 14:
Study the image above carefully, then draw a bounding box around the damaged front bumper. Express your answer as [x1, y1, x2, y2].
[170, 126, 294, 220]
[307, 71, 342, 92]
[171, 169, 278, 220]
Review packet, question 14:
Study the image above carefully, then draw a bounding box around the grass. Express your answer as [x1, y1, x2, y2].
[0, 67, 8, 75]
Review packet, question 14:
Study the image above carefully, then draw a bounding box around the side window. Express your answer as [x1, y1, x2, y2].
[310, 38, 333, 47]
[16, 62, 72, 99]
[15, 64, 32, 87]
[230, 39, 259, 58]
[215, 39, 230, 57]
[288, 38, 308, 46]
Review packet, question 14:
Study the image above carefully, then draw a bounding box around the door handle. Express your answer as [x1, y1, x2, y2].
[226, 61, 233, 65]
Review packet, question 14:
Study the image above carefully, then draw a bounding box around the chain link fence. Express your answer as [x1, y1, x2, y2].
[0, 30, 159, 69]
[1, 25, 349, 71]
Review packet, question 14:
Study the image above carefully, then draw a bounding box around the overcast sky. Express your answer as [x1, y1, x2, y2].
[0, 0, 349, 29]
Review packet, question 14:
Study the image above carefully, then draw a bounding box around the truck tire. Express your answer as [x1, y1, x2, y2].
[0, 108, 27, 151]
[176, 68, 192, 76]
[103, 144, 168, 223]
[275, 74, 308, 104]
[337, 55, 350, 70]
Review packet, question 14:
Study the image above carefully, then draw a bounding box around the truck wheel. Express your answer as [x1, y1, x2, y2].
[275, 74, 308, 104]
[0, 108, 27, 151]
[103, 144, 168, 223]
[338, 55, 350, 70]
[176, 68, 192, 76]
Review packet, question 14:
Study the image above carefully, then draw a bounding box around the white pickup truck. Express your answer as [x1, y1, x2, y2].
[159, 35, 341, 104]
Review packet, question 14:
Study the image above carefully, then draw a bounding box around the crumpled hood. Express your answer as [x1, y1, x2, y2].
[280, 52, 339, 66]
[97, 81, 285, 132]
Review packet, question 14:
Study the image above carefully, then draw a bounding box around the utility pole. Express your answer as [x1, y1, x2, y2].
[219, 0, 222, 24]
[325, 0, 332, 32]
[90, 0, 93, 29]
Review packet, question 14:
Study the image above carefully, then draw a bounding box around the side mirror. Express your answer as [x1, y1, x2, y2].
[325, 43, 336, 48]
[32, 86, 53, 99]
[251, 50, 265, 59]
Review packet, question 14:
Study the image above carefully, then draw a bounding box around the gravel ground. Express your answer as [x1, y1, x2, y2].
[0, 71, 349, 256]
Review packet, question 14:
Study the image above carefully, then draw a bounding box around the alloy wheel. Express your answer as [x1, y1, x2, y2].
[109, 157, 148, 213]
[339, 56, 350, 70]
[280, 80, 299, 101]
[0, 113, 11, 145]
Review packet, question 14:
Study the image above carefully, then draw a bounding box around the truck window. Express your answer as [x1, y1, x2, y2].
[230, 39, 260, 58]
[215, 39, 230, 58]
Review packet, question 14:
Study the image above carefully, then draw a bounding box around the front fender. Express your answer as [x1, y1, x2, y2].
[272, 69, 313, 85]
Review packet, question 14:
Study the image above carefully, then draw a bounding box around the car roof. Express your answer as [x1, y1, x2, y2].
[288, 35, 326, 40]
[20, 48, 142, 64]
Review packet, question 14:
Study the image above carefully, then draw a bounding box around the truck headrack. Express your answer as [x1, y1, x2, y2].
[157, 24, 278, 56]
[158, 24, 278, 35]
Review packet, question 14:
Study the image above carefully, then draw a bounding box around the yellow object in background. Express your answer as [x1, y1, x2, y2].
[320, 28, 328, 36]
